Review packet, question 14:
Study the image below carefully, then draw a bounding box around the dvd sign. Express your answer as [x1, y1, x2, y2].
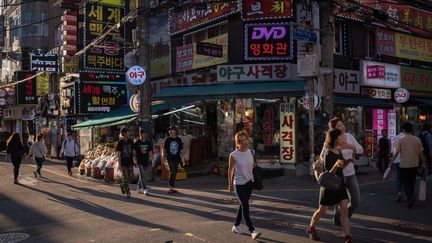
[394, 88, 409, 103]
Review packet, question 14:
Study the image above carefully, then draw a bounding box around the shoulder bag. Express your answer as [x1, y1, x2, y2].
[317, 150, 342, 190]
[250, 149, 263, 190]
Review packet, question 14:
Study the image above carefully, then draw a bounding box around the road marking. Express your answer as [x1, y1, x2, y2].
[150, 228, 161, 232]
[184, 233, 207, 242]
[18, 176, 38, 186]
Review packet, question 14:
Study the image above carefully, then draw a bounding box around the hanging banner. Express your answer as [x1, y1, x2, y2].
[388, 110, 397, 152]
[169, 2, 240, 35]
[36, 72, 50, 96]
[401, 66, 432, 92]
[372, 108, 388, 138]
[242, 0, 293, 20]
[280, 102, 296, 164]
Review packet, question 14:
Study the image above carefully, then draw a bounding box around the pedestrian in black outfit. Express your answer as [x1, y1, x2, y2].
[163, 126, 184, 194]
[115, 127, 134, 199]
[377, 130, 390, 172]
[6, 133, 25, 184]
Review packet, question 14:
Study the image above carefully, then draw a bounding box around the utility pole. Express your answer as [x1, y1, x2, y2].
[135, 0, 152, 134]
[320, 0, 335, 118]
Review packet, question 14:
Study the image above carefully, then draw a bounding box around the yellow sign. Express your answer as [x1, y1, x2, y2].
[63, 57, 79, 73]
[192, 33, 228, 69]
[280, 103, 296, 164]
[88, 0, 125, 6]
[36, 72, 50, 97]
[395, 32, 432, 63]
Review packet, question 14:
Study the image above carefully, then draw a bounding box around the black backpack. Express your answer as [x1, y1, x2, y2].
[419, 131, 431, 157]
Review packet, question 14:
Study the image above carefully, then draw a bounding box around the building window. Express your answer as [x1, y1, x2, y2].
[366, 30, 376, 58]
[334, 22, 343, 55]
[21, 12, 49, 37]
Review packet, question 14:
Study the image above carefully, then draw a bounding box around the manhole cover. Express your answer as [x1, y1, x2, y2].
[0, 232, 30, 243]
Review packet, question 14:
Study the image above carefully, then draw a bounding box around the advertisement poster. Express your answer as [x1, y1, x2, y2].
[244, 22, 293, 61]
[36, 72, 50, 97]
[401, 66, 432, 92]
[83, 0, 126, 71]
[17, 71, 37, 105]
[372, 108, 388, 138]
[280, 102, 296, 163]
[242, 0, 293, 20]
[361, 60, 401, 88]
[149, 12, 171, 77]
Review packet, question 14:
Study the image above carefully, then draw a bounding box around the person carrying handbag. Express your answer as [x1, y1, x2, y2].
[227, 131, 261, 240]
[27, 134, 48, 178]
[307, 129, 352, 243]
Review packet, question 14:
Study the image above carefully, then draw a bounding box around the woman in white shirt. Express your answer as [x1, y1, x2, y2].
[228, 131, 261, 240]
[328, 118, 363, 237]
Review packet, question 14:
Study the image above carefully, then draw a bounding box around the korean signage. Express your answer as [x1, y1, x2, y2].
[333, 69, 360, 94]
[80, 72, 125, 83]
[244, 22, 293, 61]
[373, 108, 388, 138]
[175, 34, 228, 72]
[401, 66, 432, 92]
[375, 29, 395, 56]
[361, 87, 392, 99]
[388, 110, 397, 152]
[149, 12, 171, 77]
[31, 54, 58, 72]
[77, 83, 127, 113]
[17, 71, 37, 105]
[0, 86, 16, 107]
[126, 66, 146, 86]
[364, 129, 375, 158]
[280, 102, 296, 163]
[394, 88, 409, 103]
[217, 63, 293, 82]
[262, 108, 275, 146]
[361, 61, 400, 88]
[242, 0, 293, 20]
[169, 1, 239, 35]
[36, 72, 50, 97]
[83, 0, 125, 71]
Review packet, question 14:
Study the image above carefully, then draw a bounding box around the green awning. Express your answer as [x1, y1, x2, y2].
[414, 98, 432, 106]
[153, 81, 305, 103]
[72, 106, 137, 130]
[334, 96, 392, 108]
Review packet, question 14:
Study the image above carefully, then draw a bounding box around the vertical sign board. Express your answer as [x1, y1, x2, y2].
[244, 22, 293, 61]
[388, 110, 397, 152]
[17, 71, 38, 105]
[372, 108, 388, 139]
[83, 0, 126, 71]
[280, 102, 296, 163]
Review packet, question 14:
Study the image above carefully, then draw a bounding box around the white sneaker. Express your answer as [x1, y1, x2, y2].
[137, 189, 144, 194]
[251, 230, 261, 240]
[231, 225, 244, 234]
[143, 189, 150, 196]
[334, 231, 345, 238]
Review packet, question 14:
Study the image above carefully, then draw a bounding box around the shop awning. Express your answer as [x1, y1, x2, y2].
[414, 98, 432, 106]
[334, 96, 392, 108]
[153, 81, 305, 102]
[71, 106, 138, 130]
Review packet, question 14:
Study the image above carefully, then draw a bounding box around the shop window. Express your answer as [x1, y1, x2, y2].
[218, 100, 235, 159]
[235, 99, 253, 138]
[334, 106, 364, 143]
[334, 22, 343, 55]
[254, 101, 280, 159]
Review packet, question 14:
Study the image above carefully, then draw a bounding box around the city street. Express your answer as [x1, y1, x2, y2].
[1, 157, 431, 243]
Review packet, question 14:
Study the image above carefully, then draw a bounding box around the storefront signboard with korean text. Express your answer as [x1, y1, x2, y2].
[375, 29, 395, 56]
[388, 110, 397, 152]
[361, 61, 400, 88]
[361, 87, 391, 99]
[169, 2, 239, 35]
[217, 63, 294, 82]
[244, 22, 293, 61]
[373, 108, 388, 138]
[401, 66, 432, 92]
[333, 69, 360, 94]
[80, 72, 125, 83]
[83, 0, 125, 71]
[17, 71, 37, 105]
[77, 83, 127, 113]
[280, 102, 296, 164]
[175, 34, 228, 72]
[242, 0, 293, 20]
[31, 54, 58, 72]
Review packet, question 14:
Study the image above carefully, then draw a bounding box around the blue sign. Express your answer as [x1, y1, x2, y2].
[293, 27, 317, 43]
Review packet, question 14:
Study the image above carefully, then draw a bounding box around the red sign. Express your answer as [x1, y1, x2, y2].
[169, 2, 240, 35]
[175, 44, 194, 72]
[376, 29, 395, 56]
[242, 0, 293, 20]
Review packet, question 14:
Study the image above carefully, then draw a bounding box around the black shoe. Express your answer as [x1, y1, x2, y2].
[68, 171, 72, 176]
[33, 171, 38, 178]
[13, 180, 18, 184]
[120, 185, 125, 195]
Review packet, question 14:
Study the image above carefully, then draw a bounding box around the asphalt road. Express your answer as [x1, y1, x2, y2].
[0, 157, 431, 243]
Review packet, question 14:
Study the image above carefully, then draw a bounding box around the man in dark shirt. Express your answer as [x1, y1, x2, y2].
[134, 129, 153, 196]
[116, 127, 134, 198]
[378, 130, 390, 172]
[163, 126, 184, 194]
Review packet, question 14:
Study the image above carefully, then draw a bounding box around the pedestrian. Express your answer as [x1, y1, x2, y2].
[115, 127, 134, 199]
[418, 122, 432, 174]
[163, 126, 184, 194]
[307, 129, 352, 243]
[377, 130, 390, 172]
[6, 132, 25, 184]
[326, 118, 363, 237]
[133, 128, 153, 196]
[390, 122, 426, 208]
[228, 131, 261, 240]
[60, 133, 79, 176]
[393, 131, 405, 202]
[27, 134, 48, 178]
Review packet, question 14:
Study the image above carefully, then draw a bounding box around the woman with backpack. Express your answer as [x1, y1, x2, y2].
[6, 133, 25, 184]
[27, 134, 48, 178]
[307, 129, 352, 243]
